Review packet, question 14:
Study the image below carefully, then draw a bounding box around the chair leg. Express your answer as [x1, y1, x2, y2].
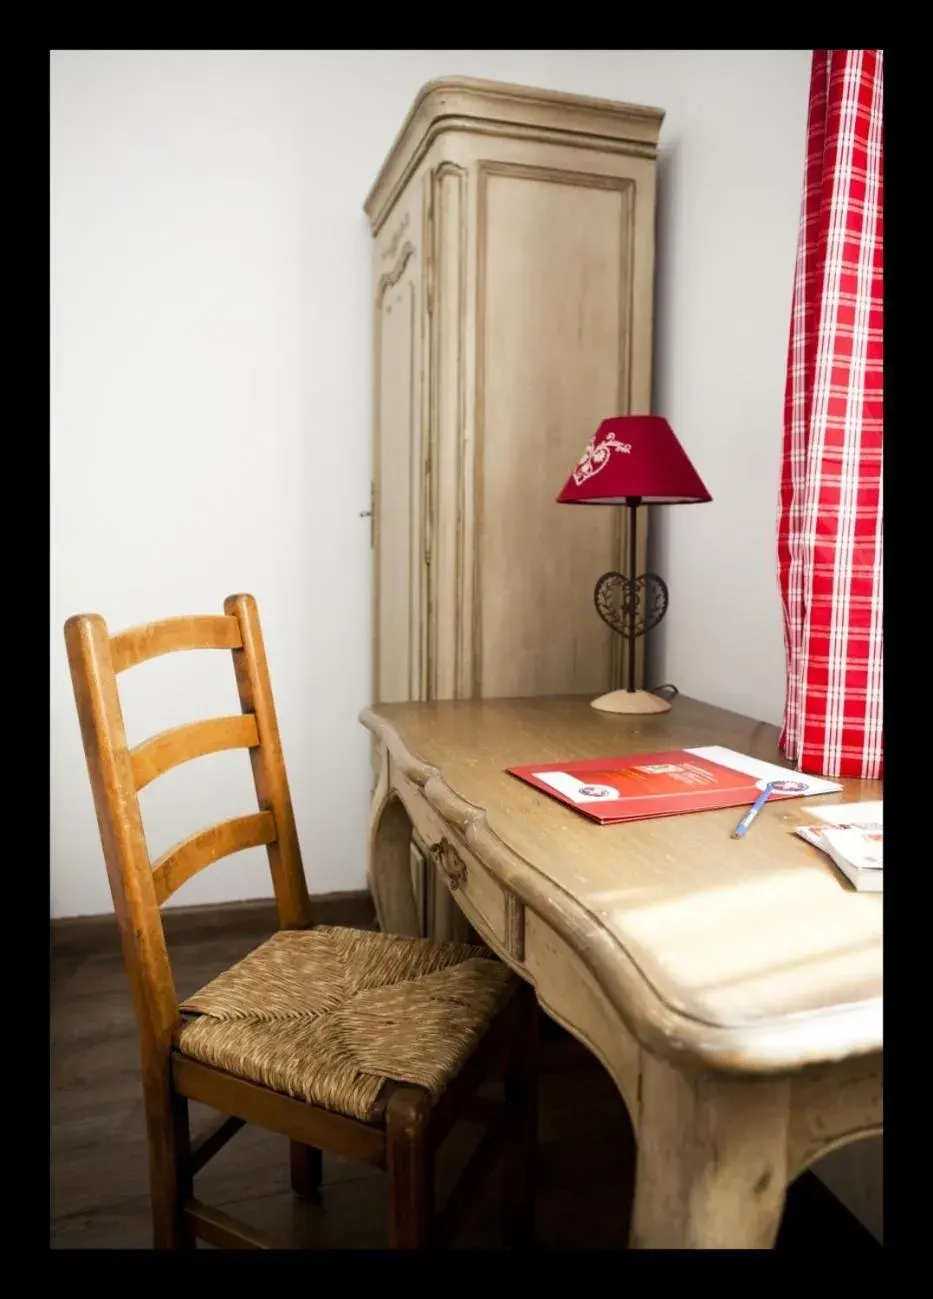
[504, 987, 538, 1249]
[386, 1087, 434, 1249]
[147, 1085, 196, 1250]
[290, 1141, 323, 1199]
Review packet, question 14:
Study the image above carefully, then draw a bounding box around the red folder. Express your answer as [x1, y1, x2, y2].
[507, 748, 773, 825]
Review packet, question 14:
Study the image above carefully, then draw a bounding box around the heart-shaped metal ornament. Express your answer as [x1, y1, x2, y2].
[594, 572, 669, 639]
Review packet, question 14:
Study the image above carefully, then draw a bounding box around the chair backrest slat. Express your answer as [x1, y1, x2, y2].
[224, 594, 311, 931]
[111, 614, 242, 674]
[151, 811, 277, 906]
[130, 715, 260, 791]
[64, 593, 313, 1071]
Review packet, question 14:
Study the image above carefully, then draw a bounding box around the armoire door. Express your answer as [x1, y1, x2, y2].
[371, 191, 429, 705]
[421, 138, 658, 702]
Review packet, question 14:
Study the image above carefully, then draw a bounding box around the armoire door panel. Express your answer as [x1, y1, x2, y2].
[475, 163, 635, 698]
[373, 228, 426, 703]
[426, 162, 470, 701]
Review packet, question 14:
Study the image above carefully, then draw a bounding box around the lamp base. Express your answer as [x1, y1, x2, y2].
[590, 688, 672, 715]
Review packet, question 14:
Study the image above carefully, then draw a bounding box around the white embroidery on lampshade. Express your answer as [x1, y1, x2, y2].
[572, 432, 632, 486]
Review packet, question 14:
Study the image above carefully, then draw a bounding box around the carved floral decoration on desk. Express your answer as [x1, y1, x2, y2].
[429, 838, 467, 891]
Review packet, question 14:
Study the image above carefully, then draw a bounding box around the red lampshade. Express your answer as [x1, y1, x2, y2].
[557, 416, 712, 505]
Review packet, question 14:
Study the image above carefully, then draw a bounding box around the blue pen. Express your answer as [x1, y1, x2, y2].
[731, 782, 777, 840]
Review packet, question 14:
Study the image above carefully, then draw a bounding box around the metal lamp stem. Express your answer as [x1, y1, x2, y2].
[626, 496, 641, 694]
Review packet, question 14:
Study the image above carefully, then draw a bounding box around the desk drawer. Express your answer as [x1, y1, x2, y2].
[397, 777, 506, 949]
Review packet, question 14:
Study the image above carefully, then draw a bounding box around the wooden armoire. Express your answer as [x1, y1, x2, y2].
[364, 77, 664, 935]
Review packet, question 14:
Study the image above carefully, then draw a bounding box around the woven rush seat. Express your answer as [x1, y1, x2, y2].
[177, 925, 517, 1124]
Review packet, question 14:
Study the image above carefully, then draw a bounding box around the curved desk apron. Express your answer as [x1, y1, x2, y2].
[361, 696, 883, 1250]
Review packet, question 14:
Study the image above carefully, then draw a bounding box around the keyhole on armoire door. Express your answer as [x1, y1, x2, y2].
[359, 483, 374, 548]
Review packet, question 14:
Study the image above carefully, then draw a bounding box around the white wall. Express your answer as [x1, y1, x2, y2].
[647, 53, 810, 721]
[51, 48, 879, 1239]
[51, 48, 813, 919]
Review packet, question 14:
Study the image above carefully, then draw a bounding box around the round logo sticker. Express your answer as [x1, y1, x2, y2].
[769, 779, 807, 793]
[578, 784, 618, 800]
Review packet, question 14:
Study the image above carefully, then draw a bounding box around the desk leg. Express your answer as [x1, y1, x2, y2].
[630, 1053, 791, 1250]
[367, 746, 421, 937]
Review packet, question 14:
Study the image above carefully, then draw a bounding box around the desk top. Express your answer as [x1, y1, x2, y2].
[363, 695, 883, 1073]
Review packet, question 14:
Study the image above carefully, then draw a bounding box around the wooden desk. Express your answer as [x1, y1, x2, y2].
[361, 696, 883, 1250]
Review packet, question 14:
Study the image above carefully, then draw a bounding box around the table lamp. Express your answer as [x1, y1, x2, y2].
[557, 415, 712, 715]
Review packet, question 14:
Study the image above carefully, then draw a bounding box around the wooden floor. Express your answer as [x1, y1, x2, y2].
[51, 908, 879, 1251]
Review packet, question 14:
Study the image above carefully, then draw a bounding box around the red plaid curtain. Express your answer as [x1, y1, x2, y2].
[777, 49, 883, 780]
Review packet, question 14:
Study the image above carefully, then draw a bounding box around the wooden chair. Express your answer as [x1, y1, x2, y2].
[64, 593, 537, 1250]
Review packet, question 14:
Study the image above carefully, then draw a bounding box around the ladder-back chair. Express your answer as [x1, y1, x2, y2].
[64, 593, 537, 1249]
